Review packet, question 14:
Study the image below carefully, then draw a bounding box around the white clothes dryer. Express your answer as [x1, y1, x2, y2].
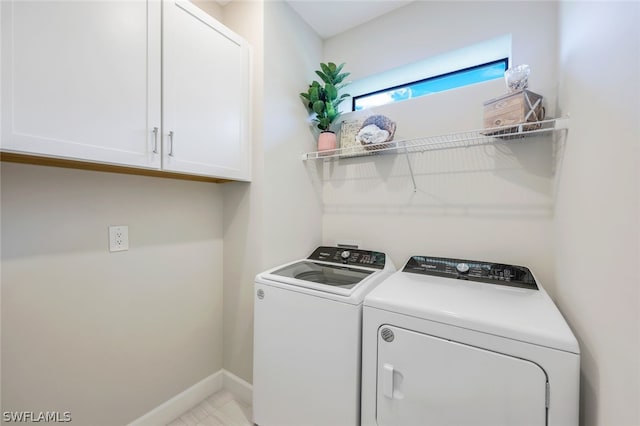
[361, 255, 580, 426]
[253, 246, 395, 426]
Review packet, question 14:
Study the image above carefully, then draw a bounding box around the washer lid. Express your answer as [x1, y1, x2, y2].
[270, 260, 374, 290]
[365, 263, 579, 354]
[258, 259, 387, 300]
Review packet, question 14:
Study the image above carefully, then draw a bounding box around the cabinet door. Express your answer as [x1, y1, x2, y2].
[1, 1, 161, 168]
[377, 325, 547, 426]
[163, 0, 250, 181]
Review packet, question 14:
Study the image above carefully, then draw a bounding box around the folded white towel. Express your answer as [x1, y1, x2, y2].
[357, 124, 390, 145]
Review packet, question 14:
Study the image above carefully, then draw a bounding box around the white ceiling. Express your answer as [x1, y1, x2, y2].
[285, 0, 414, 39]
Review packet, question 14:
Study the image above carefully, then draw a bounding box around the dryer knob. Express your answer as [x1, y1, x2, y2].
[341, 250, 351, 260]
[456, 263, 470, 274]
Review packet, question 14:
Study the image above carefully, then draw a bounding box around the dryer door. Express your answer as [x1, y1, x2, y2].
[376, 325, 547, 426]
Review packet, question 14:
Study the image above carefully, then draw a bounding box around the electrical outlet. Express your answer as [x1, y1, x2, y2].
[108, 225, 129, 252]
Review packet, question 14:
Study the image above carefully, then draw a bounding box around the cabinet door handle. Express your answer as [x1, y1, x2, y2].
[152, 127, 159, 154]
[168, 131, 174, 157]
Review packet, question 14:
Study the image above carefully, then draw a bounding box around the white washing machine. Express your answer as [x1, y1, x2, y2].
[253, 246, 395, 426]
[361, 255, 580, 426]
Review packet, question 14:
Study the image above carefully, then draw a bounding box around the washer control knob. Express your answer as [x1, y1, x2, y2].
[456, 263, 470, 274]
[341, 250, 351, 260]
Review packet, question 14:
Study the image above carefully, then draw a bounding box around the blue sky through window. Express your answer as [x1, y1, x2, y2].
[353, 59, 508, 111]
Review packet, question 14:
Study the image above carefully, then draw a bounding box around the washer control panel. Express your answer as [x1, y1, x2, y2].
[308, 246, 386, 269]
[403, 256, 538, 290]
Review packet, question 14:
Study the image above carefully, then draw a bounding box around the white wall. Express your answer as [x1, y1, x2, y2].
[0, 2, 323, 415]
[262, 1, 324, 268]
[556, 2, 640, 425]
[324, 1, 558, 117]
[220, 0, 266, 385]
[322, 1, 559, 288]
[1, 163, 224, 425]
[6, 5, 637, 426]
[320, 2, 640, 425]
[0, 0, 323, 418]
[192, 0, 223, 22]
[220, 0, 324, 384]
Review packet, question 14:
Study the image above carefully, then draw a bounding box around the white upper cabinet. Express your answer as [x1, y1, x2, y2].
[163, 1, 251, 181]
[1, 1, 162, 169]
[1, 0, 251, 181]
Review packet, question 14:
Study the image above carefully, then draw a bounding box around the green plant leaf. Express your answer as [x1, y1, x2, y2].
[309, 86, 319, 103]
[334, 72, 351, 84]
[315, 70, 330, 83]
[326, 101, 335, 117]
[312, 100, 325, 114]
[325, 84, 337, 100]
[301, 62, 352, 131]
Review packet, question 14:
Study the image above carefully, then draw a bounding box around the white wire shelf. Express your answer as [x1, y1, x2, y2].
[301, 117, 568, 161]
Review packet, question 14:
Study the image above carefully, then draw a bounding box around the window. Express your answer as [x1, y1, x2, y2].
[353, 58, 508, 111]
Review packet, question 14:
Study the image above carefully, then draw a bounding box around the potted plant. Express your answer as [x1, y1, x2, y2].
[300, 62, 350, 151]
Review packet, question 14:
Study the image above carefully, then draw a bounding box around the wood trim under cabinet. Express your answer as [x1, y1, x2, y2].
[0, 152, 232, 184]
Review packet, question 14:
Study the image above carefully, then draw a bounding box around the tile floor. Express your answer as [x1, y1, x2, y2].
[167, 390, 252, 426]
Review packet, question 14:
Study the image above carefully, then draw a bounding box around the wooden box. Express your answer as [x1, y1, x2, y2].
[483, 90, 544, 132]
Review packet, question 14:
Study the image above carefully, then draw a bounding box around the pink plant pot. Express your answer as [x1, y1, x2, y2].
[318, 131, 337, 152]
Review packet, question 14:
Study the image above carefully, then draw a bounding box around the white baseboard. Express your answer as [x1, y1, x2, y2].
[222, 369, 253, 406]
[128, 371, 224, 426]
[128, 369, 253, 426]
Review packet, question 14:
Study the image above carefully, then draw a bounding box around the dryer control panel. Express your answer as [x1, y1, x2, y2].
[308, 246, 386, 269]
[403, 256, 538, 290]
